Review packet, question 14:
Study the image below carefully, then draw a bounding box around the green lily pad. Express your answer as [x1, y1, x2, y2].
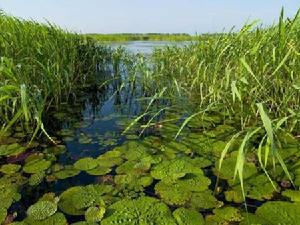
[27, 200, 57, 220]
[205, 207, 243, 225]
[74, 157, 98, 171]
[29, 172, 45, 186]
[0, 143, 26, 157]
[188, 190, 223, 210]
[23, 212, 67, 225]
[0, 164, 21, 175]
[54, 166, 80, 179]
[115, 174, 153, 192]
[23, 156, 51, 174]
[151, 158, 203, 182]
[86, 166, 111, 176]
[155, 173, 211, 206]
[59, 185, 112, 216]
[282, 190, 300, 202]
[85, 206, 105, 223]
[214, 156, 257, 182]
[255, 201, 300, 225]
[225, 174, 278, 202]
[173, 208, 205, 225]
[101, 197, 177, 225]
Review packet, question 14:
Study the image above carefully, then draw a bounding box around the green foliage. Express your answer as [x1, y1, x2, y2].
[29, 172, 46, 186]
[0, 143, 26, 157]
[54, 165, 80, 179]
[23, 212, 67, 225]
[101, 197, 177, 225]
[27, 200, 57, 220]
[151, 158, 203, 182]
[87, 33, 195, 42]
[155, 173, 211, 206]
[74, 157, 98, 171]
[254, 201, 300, 225]
[23, 157, 51, 174]
[59, 185, 112, 216]
[0, 13, 110, 138]
[173, 208, 205, 225]
[85, 206, 105, 223]
[205, 207, 243, 225]
[282, 190, 300, 202]
[0, 163, 21, 174]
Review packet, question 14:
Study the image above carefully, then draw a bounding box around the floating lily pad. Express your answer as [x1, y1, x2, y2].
[0, 164, 21, 174]
[101, 197, 177, 225]
[255, 201, 300, 225]
[225, 174, 278, 202]
[29, 172, 45, 186]
[173, 208, 205, 225]
[155, 173, 211, 206]
[205, 207, 243, 225]
[151, 158, 203, 182]
[282, 190, 300, 202]
[54, 165, 80, 179]
[0, 143, 26, 157]
[115, 174, 153, 192]
[23, 212, 67, 225]
[23, 157, 51, 174]
[59, 185, 112, 216]
[188, 190, 223, 210]
[86, 166, 111, 176]
[74, 157, 98, 171]
[214, 155, 257, 183]
[85, 206, 105, 223]
[27, 200, 57, 220]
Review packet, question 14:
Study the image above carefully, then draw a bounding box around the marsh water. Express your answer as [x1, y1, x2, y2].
[3, 41, 299, 224]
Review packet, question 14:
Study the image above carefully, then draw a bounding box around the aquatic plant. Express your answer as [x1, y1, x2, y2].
[0, 13, 111, 139]
[59, 184, 112, 216]
[173, 208, 205, 225]
[205, 207, 243, 225]
[0, 163, 21, 175]
[27, 200, 58, 220]
[74, 157, 98, 171]
[0, 143, 26, 157]
[85, 206, 105, 223]
[101, 197, 177, 225]
[150, 158, 203, 182]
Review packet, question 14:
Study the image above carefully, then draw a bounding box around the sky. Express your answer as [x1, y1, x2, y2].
[0, 0, 299, 34]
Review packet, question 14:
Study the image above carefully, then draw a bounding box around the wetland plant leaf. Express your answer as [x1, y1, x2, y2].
[74, 157, 98, 171]
[0, 163, 21, 174]
[85, 206, 105, 223]
[205, 206, 243, 225]
[23, 158, 51, 174]
[151, 158, 203, 182]
[27, 200, 57, 220]
[0, 143, 26, 157]
[101, 197, 177, 225]
[173, 208, 205, 225]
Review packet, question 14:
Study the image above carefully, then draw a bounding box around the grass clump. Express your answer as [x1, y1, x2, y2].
[0, 12, 111, 140]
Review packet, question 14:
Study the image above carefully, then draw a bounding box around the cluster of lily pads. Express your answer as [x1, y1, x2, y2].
[1, 118, 300, 225]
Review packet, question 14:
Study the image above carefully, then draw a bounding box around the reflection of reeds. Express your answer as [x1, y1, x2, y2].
[0, 13, 111, 140]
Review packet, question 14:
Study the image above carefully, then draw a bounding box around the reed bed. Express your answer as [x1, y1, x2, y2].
[0, 13, 111, 139]
[121, 10, 300, 193]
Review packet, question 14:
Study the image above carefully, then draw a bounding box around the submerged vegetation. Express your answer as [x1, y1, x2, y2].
[0, 9, 300, 225]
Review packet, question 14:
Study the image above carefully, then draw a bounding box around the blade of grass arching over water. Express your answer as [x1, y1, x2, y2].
[257, 135, 278, 190]
[121, 111, 150, 135]
[257, 103, 294, 186]
[139, 107, 170, 136]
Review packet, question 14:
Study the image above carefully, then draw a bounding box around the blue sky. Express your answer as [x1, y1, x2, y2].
[0, 0, 299, 34]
